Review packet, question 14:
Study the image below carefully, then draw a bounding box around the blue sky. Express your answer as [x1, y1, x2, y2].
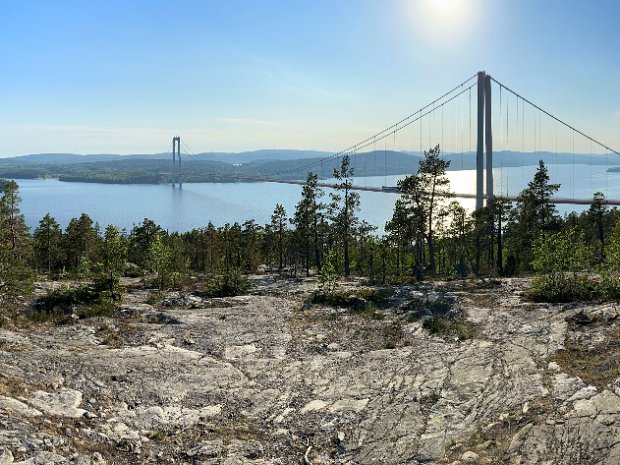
[1, 0, 619, 156]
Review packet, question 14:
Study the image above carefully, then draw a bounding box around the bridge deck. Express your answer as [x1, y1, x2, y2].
[225, 176, 618, 206]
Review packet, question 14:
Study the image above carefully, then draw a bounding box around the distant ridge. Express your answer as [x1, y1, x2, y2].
[2, 149, 617, 167]
[0, 149, 335, 165]
[0, 149, 617, 186]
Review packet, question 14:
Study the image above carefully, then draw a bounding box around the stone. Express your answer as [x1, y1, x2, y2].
[187, 440, 223, 459]
[27, 389, 91, 419]
[91, 452, 106, 465]
[0, 449, 14, 465]
[227, 440, 263, 459]
[0, 397, 42, 417]
[4, 278, 620, 464]
[300, 400, 327, 414]
[461, 451, 480, 463]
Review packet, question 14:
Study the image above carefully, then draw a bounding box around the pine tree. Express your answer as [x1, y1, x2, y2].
[65, 213, 100, 273]
[147, 235, 172, 289]
[330, 154, 360, 277]
[99, 225, 128, 294]
[587, 192, 609, 261]
[128, 218, 163, 267]
[270, 204, 288, 271]
[0, 180, 33, 310]
[33, 213, 64, 274]
[396, 145, 451, 274]
[506, 160, 560, 270]
[293, 172, 324, 276]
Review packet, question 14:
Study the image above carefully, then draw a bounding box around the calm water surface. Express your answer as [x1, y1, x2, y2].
[15, 163, 620, 234]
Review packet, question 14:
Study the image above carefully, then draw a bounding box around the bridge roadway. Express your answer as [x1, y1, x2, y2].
[220, 176, 620, 206]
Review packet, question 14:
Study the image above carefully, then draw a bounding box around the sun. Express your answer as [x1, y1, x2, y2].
[408, 0, 479, 45]
[431, 0, 462, 17]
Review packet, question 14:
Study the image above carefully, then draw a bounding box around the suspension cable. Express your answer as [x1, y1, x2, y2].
[490, 76, 619, 155]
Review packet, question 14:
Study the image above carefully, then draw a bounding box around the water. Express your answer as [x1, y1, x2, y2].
[13, 163, 620, 234]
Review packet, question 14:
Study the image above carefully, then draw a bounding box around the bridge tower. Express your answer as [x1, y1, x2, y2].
[476, 71, 493, 209]
[172, 136, 182, 187]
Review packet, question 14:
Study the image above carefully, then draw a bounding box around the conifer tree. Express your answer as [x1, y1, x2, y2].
[270, 204, 288, 271]
[33, 213, 64, 274]
[0, 180, 33, 309]
[293, 172, 324, 275]
[99, 225, 128, 294]
[330, 154, 360, 277]
[396, 145, 451, 274]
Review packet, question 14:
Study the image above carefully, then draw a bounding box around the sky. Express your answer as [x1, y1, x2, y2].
[1, 0, 619, 157]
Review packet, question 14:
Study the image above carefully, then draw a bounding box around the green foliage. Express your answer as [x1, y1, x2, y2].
[96, 225, 128, 294]
[310, 287, 390, 309]
[147, 235, 173, 289]
[292, 172, 325, 276]
[531, 228, 592, 274]
[38, 284, 98, 310]
[0, 180, 34, 310]
[330, 154, 360, 277]
[395, 145, 452, 274]
[423, 317, 475, 340]
[33, 213, 64, 275]
[529, 228, 600, 302]
[596, 272, 620, 300]
[529, 273, 596, 302]
[76, 290, 117, 318]
[203, 269, 250, 297]
[505, 160, 561, 271]
[606, 218, 620, 271]
[32, 284, 121, 322]
[64, 213, 100, 273]
[269, 203, 288, 270]
[529, 272, 620, 303]
[317, 250, 339, 295]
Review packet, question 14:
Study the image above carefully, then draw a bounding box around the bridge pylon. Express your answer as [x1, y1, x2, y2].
[172, 136, 181, 188]
[476, 71, 493, 209]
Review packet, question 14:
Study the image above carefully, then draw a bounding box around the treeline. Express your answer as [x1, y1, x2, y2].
[0, 153, 417, 185]
[1, 145, 620, 309]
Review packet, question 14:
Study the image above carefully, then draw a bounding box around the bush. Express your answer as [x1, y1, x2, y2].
[597, 273, 620, 300]
[318, 253, 339, 295]
[310, 288, 390, 309]
[36, 285, 98, 311]
[423, 317, 475, 340]
[529, 272, 620, 303]
[203, 269, 250, 297]
[529, 273, 595, 302]
[31, 284, 122, 322]
[76, 290, 117, 318]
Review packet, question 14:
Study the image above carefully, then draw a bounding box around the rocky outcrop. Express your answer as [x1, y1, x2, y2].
[1, 278, 620, 464]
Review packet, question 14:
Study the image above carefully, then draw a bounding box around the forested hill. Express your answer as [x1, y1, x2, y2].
[0, 149, 335, 165]
[0, 149, 614, 184]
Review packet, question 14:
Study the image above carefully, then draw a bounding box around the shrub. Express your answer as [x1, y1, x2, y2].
[423, 317, 475, 340]
[36, 285, 98, 311]
[31, 284, 122, 323]
[318, 252, 339, 295]
[597, 272, 620, 300]
[527, 273, 620, 303]
[310, 288, 390, 309]
[203, 269, 250, 297]
[76, 290, 117, 318]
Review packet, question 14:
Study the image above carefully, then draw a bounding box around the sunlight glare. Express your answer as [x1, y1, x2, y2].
[408, 0, 480, 45]
[432, 0, 462, 17]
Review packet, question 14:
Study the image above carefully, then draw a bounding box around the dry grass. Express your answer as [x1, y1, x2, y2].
[554, 327, 620, 390]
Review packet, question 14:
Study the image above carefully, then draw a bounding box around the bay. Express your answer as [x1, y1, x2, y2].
[13, 163, 620, 234]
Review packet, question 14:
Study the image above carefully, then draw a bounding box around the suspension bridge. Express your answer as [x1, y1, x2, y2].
[168, 71, 620, 209]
